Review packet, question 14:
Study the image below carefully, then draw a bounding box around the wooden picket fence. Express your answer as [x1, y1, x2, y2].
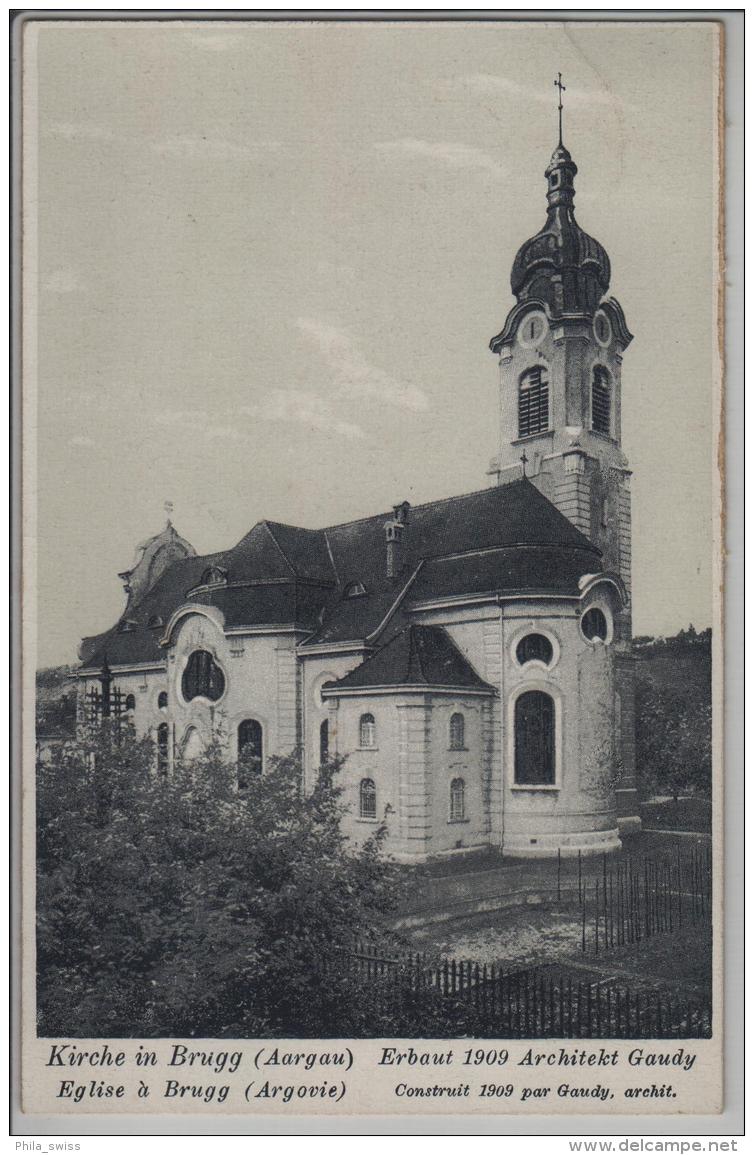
[351, 944, 711, 1039]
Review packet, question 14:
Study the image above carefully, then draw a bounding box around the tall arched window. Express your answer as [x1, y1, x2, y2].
[449, 777, 466, 821]
[518, 366, 549, 438]
[182, 650, 225, 702]
[449, 712, 465, 750]
[158, 691, 168, 710]
[156, 722, 169, 775]
[591, 366, 611, 435]
[319, 719, 329, 764]
[359, 713, 376, 748]
[514, 691, 555, 786]
[238, 719, 263, 788]
[124, 693, 136, 713]
[359, 778, 377, 820]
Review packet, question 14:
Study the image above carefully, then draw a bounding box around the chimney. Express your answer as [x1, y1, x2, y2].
[385, 501, 410, 577]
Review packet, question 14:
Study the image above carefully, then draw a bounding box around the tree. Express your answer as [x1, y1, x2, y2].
[635, 681, 712, 801]
[37, 722, 406, 1038]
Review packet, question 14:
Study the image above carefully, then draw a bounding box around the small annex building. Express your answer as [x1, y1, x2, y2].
[76, 131, 640, 861]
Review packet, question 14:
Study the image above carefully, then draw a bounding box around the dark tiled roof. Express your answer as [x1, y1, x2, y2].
[80, 479, 602, 670]
[303, 479, 600, 645]
[409, 545, 600, 603]
[324, 625, 495, 692]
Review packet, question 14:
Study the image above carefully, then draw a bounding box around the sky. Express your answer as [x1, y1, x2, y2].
[24, 20, 720, 668]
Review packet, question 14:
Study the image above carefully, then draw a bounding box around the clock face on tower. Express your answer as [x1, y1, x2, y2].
[517, 311, 547, 348]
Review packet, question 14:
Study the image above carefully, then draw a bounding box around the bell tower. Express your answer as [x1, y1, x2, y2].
[487, 86, 640, 832]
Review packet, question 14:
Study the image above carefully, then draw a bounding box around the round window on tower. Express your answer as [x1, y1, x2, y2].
[581, 607, 609, 644]
[518, 311, 547, 349]
[593, 311, 612, 348]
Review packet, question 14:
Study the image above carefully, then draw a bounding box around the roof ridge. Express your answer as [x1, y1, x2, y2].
[264, 519, 326, 535]
[322, 478, 529, 533]
[261, 521, 296, 576]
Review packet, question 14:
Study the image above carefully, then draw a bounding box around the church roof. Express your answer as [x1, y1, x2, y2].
[322, 625, 495, 693]
[301, 478, 600, 646]
[79, 478, 602, 671]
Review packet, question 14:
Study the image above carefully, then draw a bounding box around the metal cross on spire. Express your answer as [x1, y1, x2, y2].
[554, 72, 566, 145]
[164, 499, 174, 525]
[520, 450, 529, 478]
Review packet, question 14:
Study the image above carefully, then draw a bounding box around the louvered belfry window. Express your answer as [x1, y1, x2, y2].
[591, 366, 611, 435]
[518, 367, 549, 438]
[514, 691, 556, 786]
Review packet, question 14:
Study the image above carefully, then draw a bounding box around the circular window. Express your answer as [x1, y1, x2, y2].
[181, 649, 225, 702]
[581, 608, 609, 643]
[518, 311, 547, 348]
[516, 633, 554, 666]
[593, 311, 612, 347]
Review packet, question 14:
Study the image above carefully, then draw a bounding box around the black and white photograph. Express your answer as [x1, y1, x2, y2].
[18, 15, 730, 1125]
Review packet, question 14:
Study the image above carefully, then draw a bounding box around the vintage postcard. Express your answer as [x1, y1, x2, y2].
[17, 15, 731, 1134]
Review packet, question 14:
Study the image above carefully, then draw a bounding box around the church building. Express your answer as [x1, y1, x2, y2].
[76, 123, 640, 861]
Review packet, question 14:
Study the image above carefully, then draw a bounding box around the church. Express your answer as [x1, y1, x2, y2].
[76, 120, 640, 862]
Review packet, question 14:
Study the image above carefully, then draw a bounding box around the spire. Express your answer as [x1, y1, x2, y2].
[505, 80, 610, 316]
[554, 72, 566, 147]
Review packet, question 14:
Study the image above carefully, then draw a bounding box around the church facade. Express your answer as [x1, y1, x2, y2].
[76, 132, 640, 861]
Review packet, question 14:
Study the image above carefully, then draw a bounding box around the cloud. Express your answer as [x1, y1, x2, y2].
[453, 73, 635, 112]
[149, 135, 282, 162]
[43, 269, 84, 294]
[242, 390, 366, 442]
[374, 138, 505, 178]
[297, 318, 429, 412]
[153, 398, 365, 443]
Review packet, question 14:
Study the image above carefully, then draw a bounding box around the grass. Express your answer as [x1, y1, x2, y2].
[640, 796, 712, 832]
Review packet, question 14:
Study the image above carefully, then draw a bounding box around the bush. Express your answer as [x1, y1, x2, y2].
[37, 723, 406, 1037]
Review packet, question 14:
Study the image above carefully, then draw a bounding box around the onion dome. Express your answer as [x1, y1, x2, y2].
[510, 142, 610, 315]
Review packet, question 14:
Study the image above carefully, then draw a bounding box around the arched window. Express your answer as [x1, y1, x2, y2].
[359, 713, 376, 748]
[238, 719, 263, 788]
[449, 712, 465, 750]
[124, 693, 136, 712]
[514, 691, 555, 786]
[449, 777, 466, 821]
[359, 778, 377, 820]
[581, 607, 608, 642]
[156, 722, 169, 774]
[591, 366, 611, 435]
[516, 633, 554, 666]
[182, 650, 225, 702]
[158, 691, 168, 710]
[148, 615, 164, 630]
[319, 718, 329, 764]
[518, 366, 549, 438]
